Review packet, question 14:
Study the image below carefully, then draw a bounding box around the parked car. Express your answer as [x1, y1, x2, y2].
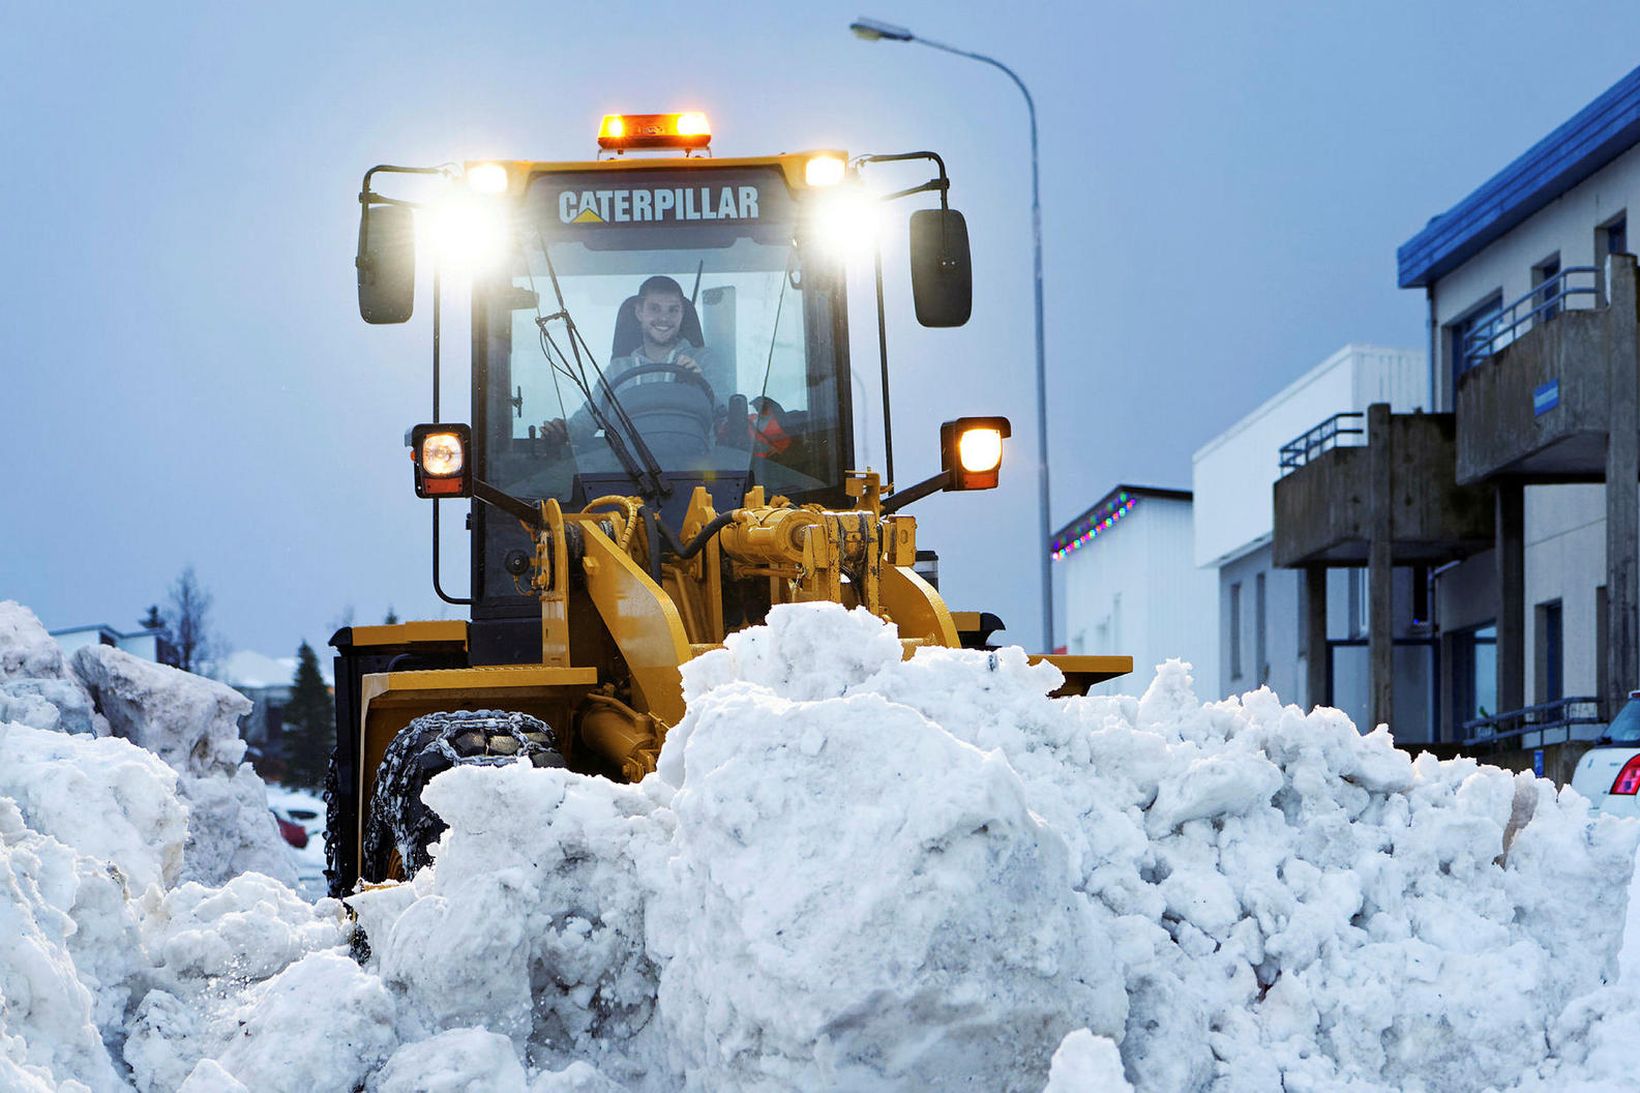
[1570, 691, 1640, 817]
[270, 804, 309, 849]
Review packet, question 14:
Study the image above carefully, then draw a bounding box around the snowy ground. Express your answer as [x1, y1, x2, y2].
[4, 597, 1640, 1091]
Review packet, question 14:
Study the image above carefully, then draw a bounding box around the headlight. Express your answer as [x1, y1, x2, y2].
[420, 431, 465, 476]
[805, 154, 847, 187]
[465, 162, 510, 194]
[417, 188, 511, 274]
[409, 423, 473, 498]
[810, 188, 879, 259]
[957, 427, 1004, 474]
[940, 416, 1012, 491]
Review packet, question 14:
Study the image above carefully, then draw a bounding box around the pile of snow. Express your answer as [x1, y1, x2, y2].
[348, 605, 1640, 1091]
[0, 602, 292, 889]
[4, 596, 1640, 1090]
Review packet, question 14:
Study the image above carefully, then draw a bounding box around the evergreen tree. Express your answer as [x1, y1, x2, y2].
[383, 606, 400, 625]
[281, 641, 334, 790]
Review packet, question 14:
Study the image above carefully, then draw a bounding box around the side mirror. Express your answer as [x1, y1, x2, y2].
[357, 203, 416, 324]
[909, 208, 972, 328]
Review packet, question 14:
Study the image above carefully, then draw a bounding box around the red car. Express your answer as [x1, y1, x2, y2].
[271, 805, 309, 849]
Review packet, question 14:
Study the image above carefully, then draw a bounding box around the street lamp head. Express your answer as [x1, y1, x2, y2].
[849, 16, 914, 42]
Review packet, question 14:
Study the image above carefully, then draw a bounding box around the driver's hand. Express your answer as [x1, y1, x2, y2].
[540, 418, 568, 446]
[674, 354, 701, 375]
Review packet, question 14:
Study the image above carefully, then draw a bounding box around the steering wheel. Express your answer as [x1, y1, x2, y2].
[605, 362, 717, 406]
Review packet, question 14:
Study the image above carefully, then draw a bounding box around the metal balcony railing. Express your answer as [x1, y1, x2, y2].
[1461, 695, 1603, 748]
[1460, 266, 1600, 373]
[1278, 412, 1365, 472]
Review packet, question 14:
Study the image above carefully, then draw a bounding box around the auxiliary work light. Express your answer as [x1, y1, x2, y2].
[941, 416, 1011, 491]
[465, 162, 510, 194]
[597, 112, 713, 151]
[409, 423, 472, 498]
[880, 416, 1012, 514]
[805, 153, 847, 187]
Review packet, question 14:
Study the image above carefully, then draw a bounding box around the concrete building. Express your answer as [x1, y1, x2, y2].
[1391, 63, 1640, 758]
[1261, 64, 1640, 769]
[1192, 345, 1428, 731]
[1052, 485, 1217, 698]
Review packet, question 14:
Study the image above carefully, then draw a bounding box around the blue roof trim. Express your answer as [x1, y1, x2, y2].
[1398, 64, 1640, 289]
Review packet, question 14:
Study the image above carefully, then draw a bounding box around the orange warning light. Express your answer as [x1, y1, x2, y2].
[597, 112, 712, 151]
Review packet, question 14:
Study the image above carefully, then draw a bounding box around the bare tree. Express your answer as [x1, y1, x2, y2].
[165, 565, 219, 674]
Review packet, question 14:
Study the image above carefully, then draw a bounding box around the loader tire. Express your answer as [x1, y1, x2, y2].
[361, 709, 564, 883]
[322, 750, 345, 898]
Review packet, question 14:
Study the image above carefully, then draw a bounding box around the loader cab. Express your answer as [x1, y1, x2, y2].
[467, 156, 856, 657]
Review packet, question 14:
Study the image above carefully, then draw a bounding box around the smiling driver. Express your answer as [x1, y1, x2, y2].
[541, 275, 721, 448]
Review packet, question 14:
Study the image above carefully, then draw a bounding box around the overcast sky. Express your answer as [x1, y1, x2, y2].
[4, 2, 1640, 661]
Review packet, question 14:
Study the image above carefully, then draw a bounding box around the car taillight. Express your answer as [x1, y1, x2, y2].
[1610, 755, 1640, 795]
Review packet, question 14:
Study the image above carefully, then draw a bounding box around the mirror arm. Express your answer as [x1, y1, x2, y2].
[856, 151, 951, 211]
[877, 178, 948, 204]
[880, 469, 953, 515]
[357, 164, 451, 266]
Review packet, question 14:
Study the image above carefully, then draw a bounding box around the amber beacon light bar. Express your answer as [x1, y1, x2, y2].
[597, 112, 712, 152]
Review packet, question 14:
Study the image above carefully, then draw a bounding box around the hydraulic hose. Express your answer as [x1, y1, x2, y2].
[648, 509, 737, 561]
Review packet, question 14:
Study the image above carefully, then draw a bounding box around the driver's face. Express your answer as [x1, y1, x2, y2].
[636, 293, 685, 348]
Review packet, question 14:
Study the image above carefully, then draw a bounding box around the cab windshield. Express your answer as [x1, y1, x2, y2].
[478, 167, 847, 508]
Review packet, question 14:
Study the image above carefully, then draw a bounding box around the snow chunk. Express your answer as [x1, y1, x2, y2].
[72, 644, 293, 886]
[0, 601, 107, 735]
[0, 799, 130, 1092]
[205, 951, 397, 1092]
[655, 685, 1122, 1091]
[0, 721, 186, 891]
[1043, 1028, 1132, 1093]
[0, 601, 79, 683]
[370, 1028, 527, 1092]
[72, 644, 249, 775]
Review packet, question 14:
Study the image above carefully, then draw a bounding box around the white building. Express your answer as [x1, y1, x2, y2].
[51, 623, 174, 664]
[1191, 345, 1426, 722]
[1052, 485, 1217, 698]
[1396, 61, 1640, 744]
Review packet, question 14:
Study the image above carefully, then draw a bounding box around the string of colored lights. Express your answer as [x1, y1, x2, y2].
[1050, 492, 1139, 560]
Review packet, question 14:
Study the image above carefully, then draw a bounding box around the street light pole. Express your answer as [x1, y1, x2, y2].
[851, 17, 1056, 653]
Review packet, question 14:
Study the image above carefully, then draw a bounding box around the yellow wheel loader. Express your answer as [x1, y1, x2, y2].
[327, 113, 1130, 896]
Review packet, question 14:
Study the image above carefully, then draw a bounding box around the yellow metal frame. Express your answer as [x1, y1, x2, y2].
[346, 619, 468, 649]
[1029, 654, 1135, 697]
[467, 150, 852, 199]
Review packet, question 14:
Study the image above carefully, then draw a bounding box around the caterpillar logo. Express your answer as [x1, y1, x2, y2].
[558, 185, 761, 225]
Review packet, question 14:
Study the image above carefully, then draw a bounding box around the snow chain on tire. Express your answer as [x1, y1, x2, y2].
[361, 709, 564, 883]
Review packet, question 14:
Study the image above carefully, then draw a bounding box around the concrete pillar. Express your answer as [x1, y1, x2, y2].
[1495, 481, 1525, 716]
[1368, 403, 1395, 729]
[1607, 256, 1640, 716]
[1305, 565, 1328, 709]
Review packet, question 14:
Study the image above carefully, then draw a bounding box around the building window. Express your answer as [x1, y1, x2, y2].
[1598, 213, 1628, 304]
[1533, 253, 1562, 323]
[1607, 214, 1629, 258]
[1346, 568, 1368, 638]
[1447, 291, 1504, 385]
[1536, 600, 1564, 704]
[1229, 582, 1243, 680]
[1255, 572, 1268, 685]
[1454, 623, 1499, 730]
